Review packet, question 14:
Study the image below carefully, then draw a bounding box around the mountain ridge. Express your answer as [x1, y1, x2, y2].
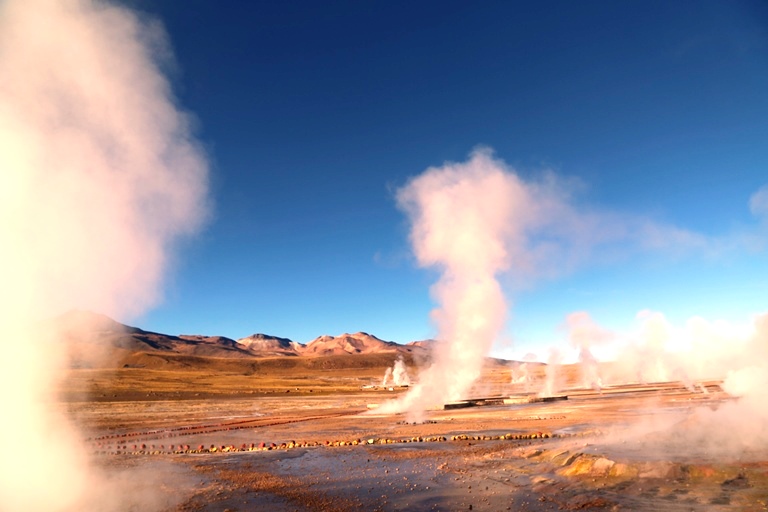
[52, 310, 432, 366]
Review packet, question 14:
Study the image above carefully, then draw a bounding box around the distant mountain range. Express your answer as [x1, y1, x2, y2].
[52, 310, 432, 368]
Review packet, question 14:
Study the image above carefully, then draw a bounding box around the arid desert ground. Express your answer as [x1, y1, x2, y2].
[62, 358, 768, 512]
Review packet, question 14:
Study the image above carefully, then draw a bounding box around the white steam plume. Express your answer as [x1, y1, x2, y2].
[541, 348, 564, 397]
[583, 310, 768, 457]
[0, 0, 208, 510]
[377, 149, 757, 419]
[392, 357, 411, 386]
[381, 357, 410, 387]
[380, 148, 560, 417]
[377, 148, 704, 418]
[510, 360, 533, 391]
[565, 312, 613, 390]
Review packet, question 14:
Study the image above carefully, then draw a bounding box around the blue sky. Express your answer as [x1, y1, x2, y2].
[129, 1, 768, 359]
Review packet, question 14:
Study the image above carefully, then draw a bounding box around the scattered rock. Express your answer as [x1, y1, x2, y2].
[722, 473, 751, 489]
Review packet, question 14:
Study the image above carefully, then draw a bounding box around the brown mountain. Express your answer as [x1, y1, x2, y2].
[51, 311, 431, 368]
[52, 310, 252, 366]
[407, 339, 436, 349]
[302, 332, 405, 356]
[236, 333, 301, 356]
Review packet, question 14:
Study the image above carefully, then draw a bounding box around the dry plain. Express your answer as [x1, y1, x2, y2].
[64, 356, 768, 511]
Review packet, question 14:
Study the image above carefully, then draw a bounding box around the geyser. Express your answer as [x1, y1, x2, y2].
[382, 356, 411, 387]
[0, 0, 208, 510]
[565, 311, 612, 390]
[380, 148, 576, 418]
[380, 144, 768, 426]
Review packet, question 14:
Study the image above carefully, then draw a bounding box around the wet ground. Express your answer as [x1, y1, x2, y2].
[84, 382, 768, 511]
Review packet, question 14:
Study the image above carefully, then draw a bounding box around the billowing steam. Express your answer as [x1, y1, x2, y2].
[565, 312, 613, 390]
[510, 359, 533, 391]
[583, 310, 768, 456]
[380, 147, 767, 422]
[715, 315, 768, 452]
[382, 356, 411, 387]
[379, 148, 586, 417]
[380, 148, 703, 417]
[0, 0, 208, 510]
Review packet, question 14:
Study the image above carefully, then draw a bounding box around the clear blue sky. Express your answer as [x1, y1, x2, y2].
[130, 1, 768, 359]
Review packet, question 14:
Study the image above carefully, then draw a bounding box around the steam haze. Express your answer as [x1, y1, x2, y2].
[595, 311, 768, 458]
[382, 148, 603, 416]
[0, 0, 208, 510]
[382, 148, 767, 419]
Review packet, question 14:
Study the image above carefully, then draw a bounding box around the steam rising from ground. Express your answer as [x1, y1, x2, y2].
[588, 311, 768, 457]
[566, 312, 613, 390]
[382, 357, 411, 387]
[377, 150, 520, 417]
[380, 148, 767, 423]
[0, 0, 208, 510]
[381, 148, 601, 417]
[380, 148, 691, 418]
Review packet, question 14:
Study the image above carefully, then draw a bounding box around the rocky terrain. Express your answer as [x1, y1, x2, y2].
[50, 310, 767, 511]
[79, 380, 766, 512]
